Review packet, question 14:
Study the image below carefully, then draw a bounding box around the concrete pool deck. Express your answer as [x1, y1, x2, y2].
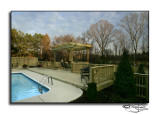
[12, 69, 83, 103]
[28, 68, 85, 89]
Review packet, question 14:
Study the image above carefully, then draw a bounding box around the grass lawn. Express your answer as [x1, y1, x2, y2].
[71, 86, 148, 103]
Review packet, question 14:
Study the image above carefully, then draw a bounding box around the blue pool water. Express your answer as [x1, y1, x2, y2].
[11, 73, 49, 102]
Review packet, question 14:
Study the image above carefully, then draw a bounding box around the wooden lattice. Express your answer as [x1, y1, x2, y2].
[134, 73, 149, 99]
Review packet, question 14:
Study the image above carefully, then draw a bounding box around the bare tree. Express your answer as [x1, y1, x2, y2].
[53, 34, 78, 45]
[120, 12, 147, 66]
[113, 41, 118, 56]
[76, 32, 95, 61]
[114, 30, 130, 55]
[141, 36, 149, 53]
[87, 20, 114, 57]
[141, 12, 149, 53]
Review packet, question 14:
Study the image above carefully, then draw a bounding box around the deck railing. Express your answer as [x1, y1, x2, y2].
[89, 65, 149, 100]
[71, 62, 89, 73]
[90, 65, 116, 84]
[134, 73, 149, 100]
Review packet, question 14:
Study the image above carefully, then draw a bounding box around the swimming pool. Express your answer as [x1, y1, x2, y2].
[11, 73, 49, 102]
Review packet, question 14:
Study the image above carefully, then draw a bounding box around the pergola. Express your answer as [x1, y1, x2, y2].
[52, 43, 92, 63]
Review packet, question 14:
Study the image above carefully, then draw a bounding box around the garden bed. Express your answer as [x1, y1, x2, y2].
[71, 86, 148, 103]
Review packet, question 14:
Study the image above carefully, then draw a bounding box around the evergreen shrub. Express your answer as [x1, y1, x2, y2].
[114, 49, 136, 98]
[137, 63, 145, 74]
[86, 82, 97, 102]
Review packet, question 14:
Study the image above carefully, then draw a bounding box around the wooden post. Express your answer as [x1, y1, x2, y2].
[69, 48, 73, 63]
[146, 74, 149, 102]
[87, 48, 89, 63]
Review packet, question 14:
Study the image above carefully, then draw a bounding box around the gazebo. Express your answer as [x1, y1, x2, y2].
[52, 43, 92, 73]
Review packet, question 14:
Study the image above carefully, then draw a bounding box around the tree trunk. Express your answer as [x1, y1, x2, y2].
[134, 49, 137, 67]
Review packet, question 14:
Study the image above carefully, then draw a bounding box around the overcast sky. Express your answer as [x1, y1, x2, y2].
[11, 11, 134, 41]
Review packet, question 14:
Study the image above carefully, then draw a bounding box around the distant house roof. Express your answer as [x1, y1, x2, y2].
[52, 43, 92, 51]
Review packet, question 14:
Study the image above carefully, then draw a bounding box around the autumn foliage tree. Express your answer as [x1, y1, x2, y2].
[41, 34, 50, 50]
[41, 34, 51, 61]
[33, 33, 44, 57]
[11, 29, 27, 56]
[11, 28, 44, 57]
[11, 28, 19, 55]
